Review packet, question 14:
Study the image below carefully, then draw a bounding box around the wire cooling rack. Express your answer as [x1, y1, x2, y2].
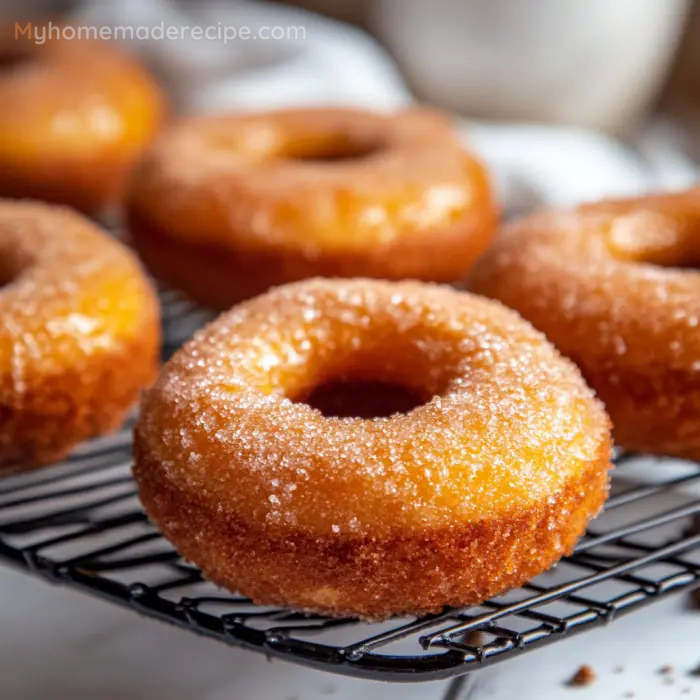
[0, 290, 699, 683]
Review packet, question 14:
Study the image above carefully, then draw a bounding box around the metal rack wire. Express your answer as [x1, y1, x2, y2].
[0, 290, 698, 683]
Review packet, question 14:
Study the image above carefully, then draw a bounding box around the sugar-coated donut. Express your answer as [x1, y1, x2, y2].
[0, 31, 165, 214]
[126, 108, 497, 309]
[470, 188, 700, 459]
[134, 278, 611, 618]
[0, 200, 160, 470]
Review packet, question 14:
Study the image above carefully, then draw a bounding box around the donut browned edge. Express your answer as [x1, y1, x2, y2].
[572, 361, 700, 461]
[127, 207, 496, 311]
[134, 438, 610, 620]
[0, 319, 159, 473]
[0, 152, 154, 219]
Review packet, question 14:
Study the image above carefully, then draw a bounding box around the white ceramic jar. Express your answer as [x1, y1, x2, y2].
[371, 0, 689, 131]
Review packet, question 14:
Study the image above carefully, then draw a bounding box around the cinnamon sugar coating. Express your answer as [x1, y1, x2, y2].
[471, 188, 700, 458]
[126, 108, 497, 309]
[134, 278, 611, 618]
[0, 200, 160, 470]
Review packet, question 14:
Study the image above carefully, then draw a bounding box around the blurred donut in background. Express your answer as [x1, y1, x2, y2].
[0, 21, 166, 216]
[125, 106, 497, 309]
[471, 188, 700, 460]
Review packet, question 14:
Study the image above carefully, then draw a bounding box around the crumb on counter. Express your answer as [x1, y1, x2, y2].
[567, 665, 597, 688]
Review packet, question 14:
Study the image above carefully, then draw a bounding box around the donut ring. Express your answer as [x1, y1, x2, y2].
[0, 200, 160, 470]
[134, 278, 611, 618]
[470, 188, 700, 459]
[126, 108, 497, 309]
[0, 31, 166, 214]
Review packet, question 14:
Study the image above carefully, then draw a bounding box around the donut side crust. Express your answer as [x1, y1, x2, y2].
[0, 151, 152, 216]
[134, 435, 611, 619]
[578, 358, 700, 459]
[128, 209, 496, 310]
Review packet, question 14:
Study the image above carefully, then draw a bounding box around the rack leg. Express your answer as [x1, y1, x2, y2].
[442, 674, 477, 700]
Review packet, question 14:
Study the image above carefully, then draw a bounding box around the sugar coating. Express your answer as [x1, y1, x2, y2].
[136, 278, 610, 538]
[471, 196, 700, 369]
[0, 200, 157, 389]
[127, 107, 493, 252]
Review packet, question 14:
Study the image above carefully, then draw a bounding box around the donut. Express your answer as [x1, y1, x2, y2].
[0, 200, 160, 470]
[125, 107, 497, 309]
[0, 30, 166, 215]
[470, 187, 700, 459]
[133, 278, 611, 618]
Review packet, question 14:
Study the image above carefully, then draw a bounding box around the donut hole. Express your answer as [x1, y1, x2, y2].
[0, 49, 34, 71]
[299, 379, 428, 419]
[286, 333, 458, 419]
[0, 54, 29, 70]
[651, 257, 700, 271]
[0, 257, 22, 289]
[284, 136, 383, 164]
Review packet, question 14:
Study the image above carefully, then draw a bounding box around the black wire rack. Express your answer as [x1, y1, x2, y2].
[0, 290, 699, 683]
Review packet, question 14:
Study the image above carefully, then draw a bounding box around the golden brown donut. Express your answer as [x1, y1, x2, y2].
[0, 200, 160, 470]
[133, 278, 611, 618]
[470, 187, 700, 459]
[0, 29, 166, 215]
[125, 108, 497, 309]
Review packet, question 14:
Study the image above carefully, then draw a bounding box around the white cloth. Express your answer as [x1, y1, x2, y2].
[74, 0, 411, 112]
[74, 0, 699, 207]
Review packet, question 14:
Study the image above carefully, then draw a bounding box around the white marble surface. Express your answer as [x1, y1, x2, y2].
[1, 563, 698, 699]
[0, 565, 456, 700]
[471, 594, 700, 699]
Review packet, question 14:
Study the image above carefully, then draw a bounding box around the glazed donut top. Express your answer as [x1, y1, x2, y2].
[0, 200, 158, 379]
[127, 108, 493, 252]
[0, 35, 164, 161]
[470, 188, 700, 369]
[137, 279, 609, 538]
